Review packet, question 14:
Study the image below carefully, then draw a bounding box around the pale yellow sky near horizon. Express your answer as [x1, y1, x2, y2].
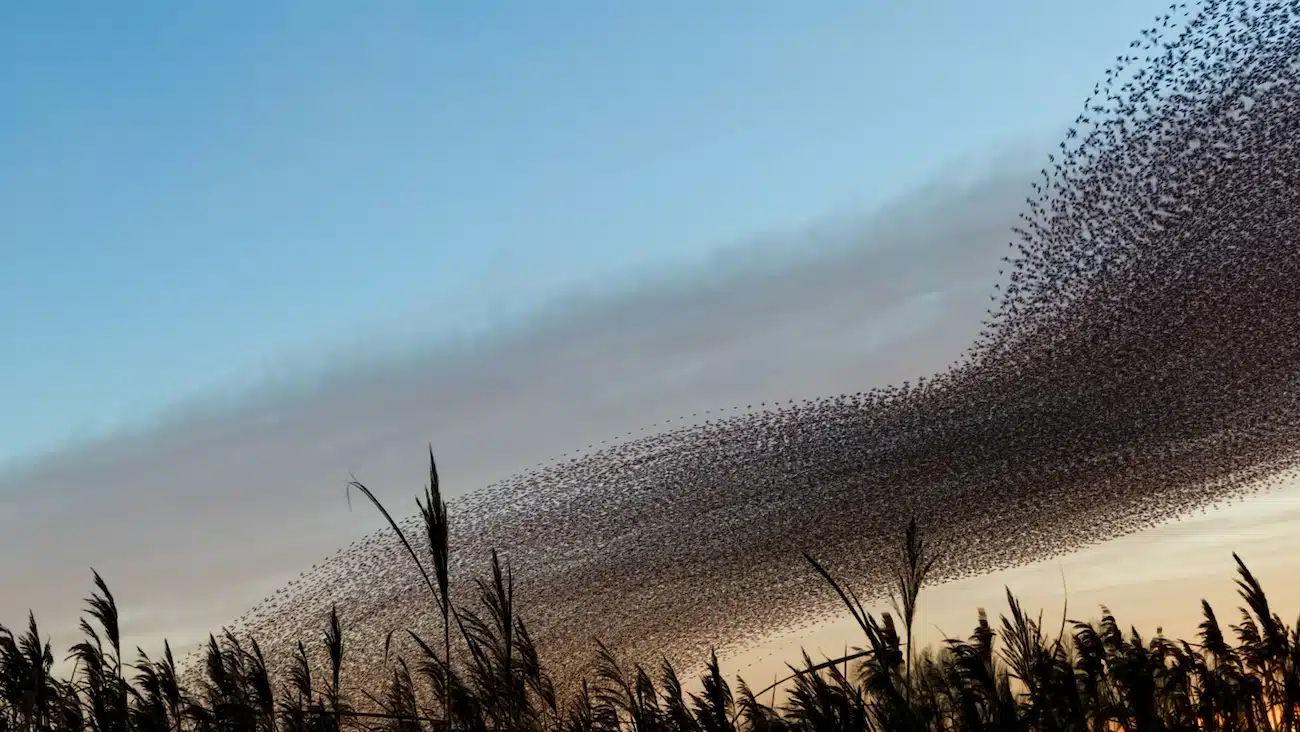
[27, 473, 1300, 696]
[717, 477, 1300, 696]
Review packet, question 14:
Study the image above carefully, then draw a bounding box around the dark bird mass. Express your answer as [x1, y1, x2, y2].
[222, 0, 1300, 700]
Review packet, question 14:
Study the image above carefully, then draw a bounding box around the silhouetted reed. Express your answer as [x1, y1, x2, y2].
[5, 454, 1300, 732]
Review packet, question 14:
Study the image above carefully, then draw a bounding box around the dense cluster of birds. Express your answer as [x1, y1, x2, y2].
[221, 0, 1300, 703]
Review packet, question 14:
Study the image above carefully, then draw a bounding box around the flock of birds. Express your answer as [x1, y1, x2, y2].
[218, 0, 1300, 701]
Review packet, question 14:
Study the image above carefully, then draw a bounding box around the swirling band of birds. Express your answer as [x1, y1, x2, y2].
[224, 0, 1300, 699]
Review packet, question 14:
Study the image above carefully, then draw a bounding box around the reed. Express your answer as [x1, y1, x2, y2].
[4, 453, 1300, 731]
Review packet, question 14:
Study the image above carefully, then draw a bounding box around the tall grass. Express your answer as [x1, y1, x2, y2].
[4, 451, 1299, 731]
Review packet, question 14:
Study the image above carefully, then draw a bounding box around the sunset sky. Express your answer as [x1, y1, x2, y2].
[4, 0, 1276, 677]
[724, 483, 1300, 694]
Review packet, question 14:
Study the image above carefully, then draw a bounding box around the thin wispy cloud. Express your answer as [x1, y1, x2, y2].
[0, 159, 1033, 661]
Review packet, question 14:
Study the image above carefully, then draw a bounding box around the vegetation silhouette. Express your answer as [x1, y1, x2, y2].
[5, 451, 1300, 732]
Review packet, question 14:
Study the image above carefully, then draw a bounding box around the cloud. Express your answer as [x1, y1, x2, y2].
[0, 157, 1032, 661]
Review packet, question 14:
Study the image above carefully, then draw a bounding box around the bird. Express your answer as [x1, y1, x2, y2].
[213, 0, 1300, 707]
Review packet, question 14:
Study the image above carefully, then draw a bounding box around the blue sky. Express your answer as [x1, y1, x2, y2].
[0, 0, 1166, 466]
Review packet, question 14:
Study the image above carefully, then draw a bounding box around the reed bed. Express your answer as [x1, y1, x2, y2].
[4, 453, 1299, 732]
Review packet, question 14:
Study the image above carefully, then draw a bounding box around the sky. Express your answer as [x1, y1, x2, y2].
[1, 0, 1173, 467]
[0, 0, 1244, 672]
[726, 481, 1300, 695]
